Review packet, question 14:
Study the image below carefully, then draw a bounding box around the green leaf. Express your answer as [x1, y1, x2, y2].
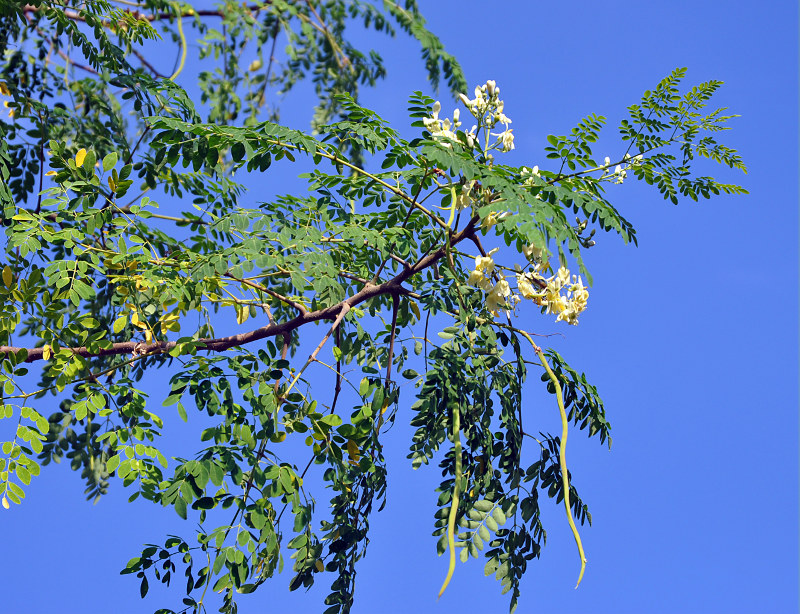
[491, 507, 507, 525]
[102, 152, 118, 172]
[174, 497, 187, 520]
[106, 454, 121, 473]
[473, 499, 494, 513]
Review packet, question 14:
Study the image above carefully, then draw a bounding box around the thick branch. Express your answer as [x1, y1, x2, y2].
[1, 224, 476, 364]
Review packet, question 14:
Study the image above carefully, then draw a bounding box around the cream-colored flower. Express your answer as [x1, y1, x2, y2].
[522, 244, 545, 262]
[498, 129, 514, 152]
[623, 153, 644, 167]
[423, 101, 460, 143]
[485, 276, 510, 314]
[464, 127, 477, 148]
[569, 276, 589, 310]
[534, 267, 589, 325]
[456, 182, 474, 210]
[467, 249, 497, 292]
[545, 292, 568, 316]
[555, 305, 580, 325]
[481, 210, 511, 229]
[494, 101, 512, 126]
[516, 273, 539, 299]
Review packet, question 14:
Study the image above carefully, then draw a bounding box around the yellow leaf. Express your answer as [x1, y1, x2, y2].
[236, 304, 249, 325]
[75, 148, 87, 167]
[159, 312, 181, 334]
[0, 82, 9, 96]
[314, 559, 325, 573]
[248, 59, 262, 72]
[1, 496, 8, 510]
[410, 300, 420, 320]
[1, 265, 12, 287]
[130, 311, 147, 329]
[42, 345, 51, 360]
[45, 170, 57, 177]
[113, 315, 127, 334]
[108, 176, 116, 191]
[346, 440, 360, 464]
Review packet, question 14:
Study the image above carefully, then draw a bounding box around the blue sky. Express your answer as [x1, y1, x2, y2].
[2, 1, 797, 613]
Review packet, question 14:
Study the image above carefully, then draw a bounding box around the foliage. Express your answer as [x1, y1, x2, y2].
[0, 1, 745, 612]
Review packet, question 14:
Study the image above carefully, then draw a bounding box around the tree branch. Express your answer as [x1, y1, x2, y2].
[1, 223, 476, 364]
[22, 4, 268, 25]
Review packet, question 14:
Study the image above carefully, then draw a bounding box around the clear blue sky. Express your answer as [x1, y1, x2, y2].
[2, 2, 797, 613]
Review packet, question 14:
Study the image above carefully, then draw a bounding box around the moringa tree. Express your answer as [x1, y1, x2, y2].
[0, 1, 746, 612]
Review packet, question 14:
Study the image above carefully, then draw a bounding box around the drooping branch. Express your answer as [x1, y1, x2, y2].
[22, 4, 268, 25]
[0, 222, 477, 364]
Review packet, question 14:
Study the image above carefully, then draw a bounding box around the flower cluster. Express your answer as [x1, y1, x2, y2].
[600, 153, 644, 184]
[520, 165, 541, 185]
[423, 80, 516, 154]
[422, 81, 524, 233]
[422, 101, 460, 142]
[467, 249, 589, 325]
[459, 79, 514, 152]
[624, 152, 645, 166]
[466, 248, 513, 315]
[536, 267, 589, 325]
[467, 248, 498, 292]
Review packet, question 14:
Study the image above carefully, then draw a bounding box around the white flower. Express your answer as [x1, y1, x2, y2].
[423, 100, 459, 143]
[498, 129, 514, 152]
[604, 156, 611, 167]
[481, 210, 512, 229]
[455, 182, 474, 210]
[485, 276, 510, 314]
[423, 101, 442, 131]
[534, 266, 590, 325]
[522, 243, 544, 262]
[464, 127, 477, 148]
[467, 249, 498, 292]
[624, 153, 644, 168]
[516, 273, 539, 299]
